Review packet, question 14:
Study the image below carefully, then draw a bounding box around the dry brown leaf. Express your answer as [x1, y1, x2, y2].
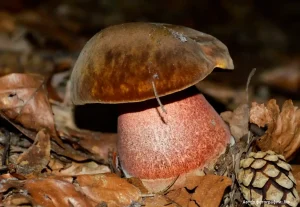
[249, 102, 274, 127]
[250, 99, 300, 160]
[52, 102, 117, 163]
[166, 188, 190, 207]
[0, 178, 24, 194]
[4, 123, 96, 162]
[0, 73, 97, 169]
[260, 61, 300, 93]
[127, 177, 149, 194]
[186, 175, 232, 207]
[0, 173, 15, 180]
[0, 177, 94, 207]
[292, 165, 300, 195]
[51, 140, 97, 162]
[188, 202, 199, 207]
[3, 193, 32, 206]
[52, 161, 110, 176]
[25, 178, 94, 207]
[143, 175, 232, 207]
[60, 128, 117, 163]
[221, 104, 249, 140]
[76, 173, 141, 207]
[15, 129, 51, 176]
[0, 73, 63, 146]
[143, 195, 177, 207]
[48, 158, 65, 171]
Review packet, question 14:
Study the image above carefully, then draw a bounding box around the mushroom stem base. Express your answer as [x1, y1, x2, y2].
[118, 89, 230, 187]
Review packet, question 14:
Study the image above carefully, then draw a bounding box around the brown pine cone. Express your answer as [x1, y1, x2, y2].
[237, 150, 299, 207]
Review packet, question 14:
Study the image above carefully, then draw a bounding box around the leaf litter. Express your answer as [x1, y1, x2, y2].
[0, 17, 299, 207]
[250, 99, 300, 160]
[0, 71, 298, 206]
[14, 129, 51, 176]
[0, 73, 63, 146]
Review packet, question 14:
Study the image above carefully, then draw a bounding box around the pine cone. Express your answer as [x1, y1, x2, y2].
[237, 150, 299, 207]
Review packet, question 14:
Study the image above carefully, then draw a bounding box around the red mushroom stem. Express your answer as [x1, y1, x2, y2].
[118, 87, 230, 185]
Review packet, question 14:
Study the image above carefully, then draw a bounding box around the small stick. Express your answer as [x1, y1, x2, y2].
[151, 80, 167, 114]
[246, 68, 256, 104]
[141, 194, 155, 198]
[160, 175, 179, 194]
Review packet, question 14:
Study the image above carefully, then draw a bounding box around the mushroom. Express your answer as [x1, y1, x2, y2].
[70, 22, 234, 192]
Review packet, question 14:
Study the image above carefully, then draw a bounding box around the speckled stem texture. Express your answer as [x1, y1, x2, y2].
[118, 91, 230, 179]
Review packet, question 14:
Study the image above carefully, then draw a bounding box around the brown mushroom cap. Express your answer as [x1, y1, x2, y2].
[71, 22, 234, 104]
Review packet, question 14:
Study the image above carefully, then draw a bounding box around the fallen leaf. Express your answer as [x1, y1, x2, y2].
[52, 101, 117, 163]
[143, 195, 177, 207]
[142, 175, 232, 207]
[3, 193, 32, 206]
[250, 99, 300, 160]
[0, 73, 63, 146]
[15, 129, 51, 176]
[127, 177, 149, 194]
[0, 178, 25, 193]
[25, 178, 94, 207]
[166, 188, 190, 206]
[48, 158, 65, 171]
[0, 177, 94, 207]
[60, 127, 117, 163]
[292, 165, 300, 195]
[0, 173, 15, 180]
[249, 102, 274, 127]
[221, 104, 249, 140]
[52, 161, 110, 176]
[260, 61, 300, 93]
[76, 173, 141, 207]
[186, 175, 232, 207]
[50, 140, 98, 162]
[1, 119, 94, 162]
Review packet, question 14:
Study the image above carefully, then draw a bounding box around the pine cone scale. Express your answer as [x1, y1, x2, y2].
[237, 151, 299, 207]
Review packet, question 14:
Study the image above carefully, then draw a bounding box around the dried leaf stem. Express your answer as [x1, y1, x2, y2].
[151, 80, 167, 114]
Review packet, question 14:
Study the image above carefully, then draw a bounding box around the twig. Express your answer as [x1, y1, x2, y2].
[246, 68, 256, 104]
[141, 194, 155, 197]
[151, 80, 167, 114]
[159, 175, 179, 194]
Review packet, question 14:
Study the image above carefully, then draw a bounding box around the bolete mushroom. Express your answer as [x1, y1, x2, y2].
[70, 22, 234, 192]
